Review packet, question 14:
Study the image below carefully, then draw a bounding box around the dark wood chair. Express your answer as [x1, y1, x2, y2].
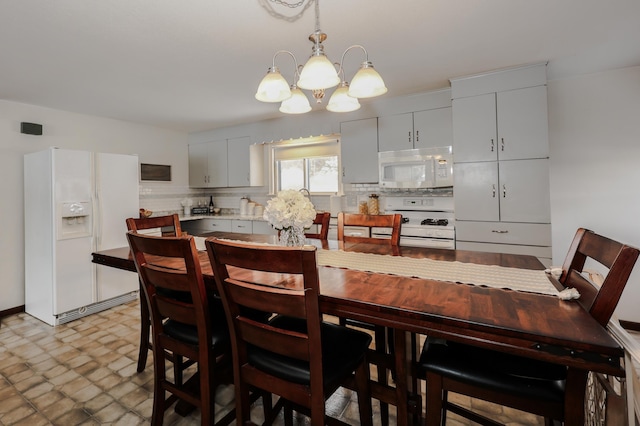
[126, 232, 233, 426]
[337, 212, 402, 245]
[418, 228, 640, 426]
[337, 212, 403, 424]
[126, 214, 186, 377]
[304, 211, 331, 240]
[206, 238, 373, 426]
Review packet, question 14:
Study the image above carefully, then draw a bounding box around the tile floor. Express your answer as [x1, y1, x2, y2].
[0, 299, 589, 425]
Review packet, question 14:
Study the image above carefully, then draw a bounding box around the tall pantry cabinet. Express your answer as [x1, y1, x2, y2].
[451, 63, 552, 265]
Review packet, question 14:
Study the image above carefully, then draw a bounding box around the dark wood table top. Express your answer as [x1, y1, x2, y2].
[93, 232, 624, 377]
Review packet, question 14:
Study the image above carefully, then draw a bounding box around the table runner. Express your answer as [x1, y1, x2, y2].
[316, 250, 579, 299]
[195, 237, 579, 300]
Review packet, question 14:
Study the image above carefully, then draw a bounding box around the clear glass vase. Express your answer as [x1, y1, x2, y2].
[279, 227, 306, 247]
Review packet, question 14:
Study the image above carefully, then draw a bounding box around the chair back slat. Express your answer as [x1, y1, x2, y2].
[305, 212, 331, 240]
[225, 278, 307, 318]
[238, 317, 311, 361]
[560, 228, 640, 326]
[337, 212, 402, 245]
[126, 214, 182, 237]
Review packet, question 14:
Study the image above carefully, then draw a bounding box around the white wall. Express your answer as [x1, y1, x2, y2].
[548, 66, 640, 321]
[0, 100, 188, 312]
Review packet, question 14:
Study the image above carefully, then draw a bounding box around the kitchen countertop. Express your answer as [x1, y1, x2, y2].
[178, 214, 267, 222]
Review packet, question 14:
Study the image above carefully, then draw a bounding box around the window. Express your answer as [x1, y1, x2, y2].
[270, 136, 341, 194]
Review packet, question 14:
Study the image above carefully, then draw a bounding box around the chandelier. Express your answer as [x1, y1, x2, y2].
[255, 0, 387, 114]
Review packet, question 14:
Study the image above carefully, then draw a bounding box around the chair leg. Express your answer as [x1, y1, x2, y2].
[425, 372, 444, 426]
[354, 361, 373, 426]
[374, 325, 390, 426]
[137, 281, 150, 373]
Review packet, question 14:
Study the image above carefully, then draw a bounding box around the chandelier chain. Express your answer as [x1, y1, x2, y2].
[267, 0, 313, 9]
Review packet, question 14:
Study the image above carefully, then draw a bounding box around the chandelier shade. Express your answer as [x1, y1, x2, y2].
[255, 0, 386, 113]
[326, 82, 360, 112]
[255, 67, 292, 102]
[348, 62, 388, 98]
[279, 86, 312, 114]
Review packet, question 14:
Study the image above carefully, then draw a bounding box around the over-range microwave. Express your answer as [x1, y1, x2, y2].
[378, 146, 453, 189]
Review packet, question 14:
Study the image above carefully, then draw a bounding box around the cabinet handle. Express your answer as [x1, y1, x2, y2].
[492, 184, 496, 198]
[502, 184, 507, 198]
[342, 167, 345, 177]
[408, 131, 412, 144]
[490, 139, 494, 152]
[492, 230, 509, 234]
[501, 138, 505, 151]
[415, 130, 419, 142]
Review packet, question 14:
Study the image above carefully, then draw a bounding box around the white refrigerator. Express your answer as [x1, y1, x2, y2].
[24, 148, 140, 325]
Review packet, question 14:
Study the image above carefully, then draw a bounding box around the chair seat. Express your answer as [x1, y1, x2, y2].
[418, 337, 567, 404]
[248, 316, 372, 388]
[164, 319, 229, 347]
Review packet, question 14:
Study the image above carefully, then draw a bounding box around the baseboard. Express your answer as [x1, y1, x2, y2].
[619, 319, 640, 332]
[0, 305, 25, 327]
[0, 305, 25, 319]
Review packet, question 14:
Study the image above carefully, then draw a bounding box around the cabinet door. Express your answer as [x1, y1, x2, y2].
[188, 143, 209, 187]
[207, 139, 228, 187]
[452, 93, 498, 163]
[413, 107, 453, 150]
[227, 136, 252, 187]
[498, 159, 550, 223]
[231, 220, 252, 233]
[497, 86, 549, 160]
[378, 112, 413, 152]
[340, 118, 379, 184]
[453, 162, 499, 221]
[252, 221, 277, 235]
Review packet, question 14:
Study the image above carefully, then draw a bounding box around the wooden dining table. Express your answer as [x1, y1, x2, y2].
[92, 231, 625, 426]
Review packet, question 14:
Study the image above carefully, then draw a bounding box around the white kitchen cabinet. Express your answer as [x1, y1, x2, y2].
[227, 136, 252, 187]
[231, 219, 252, 233]
[188, 143, 209, 187]
[340, 117, 379, 184]
[454, 159, 550, 223]
[181, 218, 232, 234]
[378, 108, 453, 152]
[451, 64, 550, 263]
[188, 139, 228, 187]
[453, 85, 549, 163]
[189, 136, 260, 188]
[252, 220, 277, 235]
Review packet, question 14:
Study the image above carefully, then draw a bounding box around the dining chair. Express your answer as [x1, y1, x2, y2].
[417, 228, 640, 426]
[206, 238, 374, 426]
[337, 212, 404, 425]
[337, 212, 402, 245]
[126, 214, 190, 379]
[126, 231, 234, 426]
[304, 211, 331, 240]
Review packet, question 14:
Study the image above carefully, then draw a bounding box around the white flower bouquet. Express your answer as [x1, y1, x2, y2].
[263, 190, 316, 245]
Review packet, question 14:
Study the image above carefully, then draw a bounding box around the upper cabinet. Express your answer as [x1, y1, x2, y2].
[340, 117, 379, 184]
[378, 107, 453, 152]
[188, 139, 227, 187]
[452, 86, 549, 163]
[451, 63, 551, 264]
[189, 136, 260, 188]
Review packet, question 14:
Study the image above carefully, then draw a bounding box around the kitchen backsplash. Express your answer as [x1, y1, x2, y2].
[139, 183, 452, 217]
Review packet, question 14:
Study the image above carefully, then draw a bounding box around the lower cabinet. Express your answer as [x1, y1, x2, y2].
[181, 218, 232, 234]
[252, 221, 277, 235]
[455, 221, 552, 266]
[231, 220, 252, 233]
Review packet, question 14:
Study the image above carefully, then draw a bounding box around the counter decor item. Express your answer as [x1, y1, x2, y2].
[181, 198, 193, 216]
[369, 193, 379, 215]
[263, 189, 316, 246]
[358, 201, 369, 215]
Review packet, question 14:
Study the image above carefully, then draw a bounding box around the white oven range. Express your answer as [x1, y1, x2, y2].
[373, 196, 455, 249]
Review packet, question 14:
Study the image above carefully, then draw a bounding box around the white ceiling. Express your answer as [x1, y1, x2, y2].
[1, 0, 639, 133]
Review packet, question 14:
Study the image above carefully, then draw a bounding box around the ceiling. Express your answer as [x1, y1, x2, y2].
[1, 0, 639, 133]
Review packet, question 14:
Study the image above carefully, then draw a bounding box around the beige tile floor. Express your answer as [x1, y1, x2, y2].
[0, 300, 573, 425]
